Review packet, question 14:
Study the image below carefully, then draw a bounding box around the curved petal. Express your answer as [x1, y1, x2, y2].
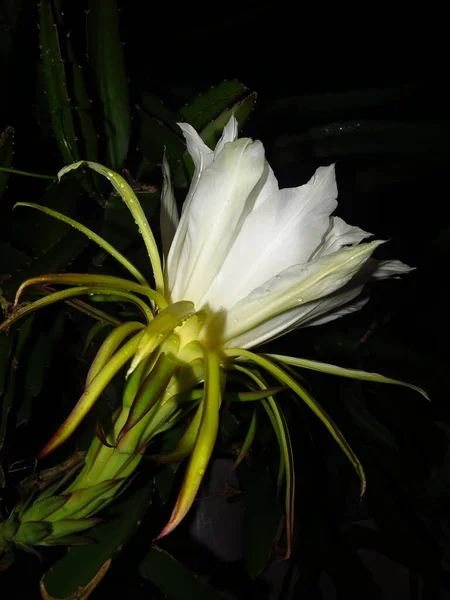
[223, 282, 367, 348]
[165, 123, 214, 291]
[368, 258, 414, 279]
[218, 240, 383, 347]
[214, 115, 239, 154]
[169, 138, 266, 304]
[201, 165, 338, 310]
[160, 154, 179, 262]
[223, 251, 414, 348]
[313, 216, 373, 258]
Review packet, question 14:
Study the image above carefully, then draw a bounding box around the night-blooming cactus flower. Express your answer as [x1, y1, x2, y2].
[163, 117, 411, 350]
[0, 117, 427, 558]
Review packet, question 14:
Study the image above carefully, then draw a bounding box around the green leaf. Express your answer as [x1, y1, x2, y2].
[88, 0, 130, 170]
[57, 9, 98, 163]
[40, 481, 152, 598]
[137, 104, 185, 168]
[139, 545, 230, 600]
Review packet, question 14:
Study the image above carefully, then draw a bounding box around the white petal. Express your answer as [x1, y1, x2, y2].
[160, 154, 179, 263]
[166, 124, 214, 292]
[313, 216, 373, 258]
[169, 138, 266, 304]
[201, 165, 338, 310]
[177, 122, 214, 175]
[368, 258, 414, 279]
[214, 116, 238, 155]
[302, 296, 370, 327]
[218, 240, 383, 346]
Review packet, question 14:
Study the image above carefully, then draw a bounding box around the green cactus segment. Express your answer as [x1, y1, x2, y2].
[39, 0, 79, 164]
[88, 0, 130, 171]
[174, 86, 257, 188]
[179, 80, 250, 131]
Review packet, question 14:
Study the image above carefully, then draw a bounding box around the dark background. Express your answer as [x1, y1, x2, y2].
[1, 1, 450, 598]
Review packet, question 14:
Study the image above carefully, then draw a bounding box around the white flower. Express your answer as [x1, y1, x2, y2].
[161, 117, 412, 350]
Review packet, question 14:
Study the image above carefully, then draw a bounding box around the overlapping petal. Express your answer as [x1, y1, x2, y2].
[163, 116, 412, 352]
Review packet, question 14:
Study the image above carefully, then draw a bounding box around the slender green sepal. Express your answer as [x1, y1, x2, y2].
[265, 353, 430, 401]
[155, 349, 221, 538]
[225, 349, 366, 497]
[118, 353, 177, 441]
[232, 408, 258, 470]
[150, 399, 204, 463]
[58, 162, 164, 294]
[86, 321, 145, 386]
[39, 331, 144, 459]
[14, 273, 166, 309]
[15, 202, 149, 286]
[127, 301, 196, 376]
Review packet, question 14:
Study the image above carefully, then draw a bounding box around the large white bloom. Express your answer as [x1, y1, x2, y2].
[161, 117, 411, 350]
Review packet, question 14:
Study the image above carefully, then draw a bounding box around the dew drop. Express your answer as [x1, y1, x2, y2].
[297, 297, 304, 303]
